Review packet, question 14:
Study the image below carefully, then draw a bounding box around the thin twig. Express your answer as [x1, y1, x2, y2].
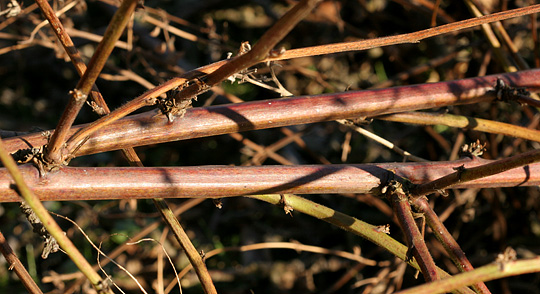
[264, 4, 540, 62]
[410, 149, 540, 197]
[42, 199, 205, 287]
[34, 0, 109, 114]
[0, 229, 43, 294]
[0, 3, 38, 31]
[50, 212, 149, 294]
[44, 0, 139, 165]
[471, 0, 530, 70]
[153, 199, 217, 294]
[166, 240, 382, 291]
[388, 188, 439, 281]
[64, 27, 130, 49]
[188, 0, 323, 88]
[464, 0, 516, 72]
[412, 197, 491, 293]
[21, 0, 78, 45]
[229, 132, 295, 165]
[337, 120, 429, 162]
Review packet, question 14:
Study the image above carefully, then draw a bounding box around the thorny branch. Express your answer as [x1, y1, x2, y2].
[2, 157, 540, 202]
[44, 4, 540, 165]
[62, 0, 323, 159]
[5, 69, 540, 159]
[2, 1, 540, 292]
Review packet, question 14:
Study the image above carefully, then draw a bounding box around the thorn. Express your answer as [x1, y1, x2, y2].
[268, 46, 286, 58]
[437, 189, 449, 197]
[452, 164, 466, 181]
[212, 198, 223, 209]
[347, 117, 373, 126]
[375, 224, 390, 234]
[158, 88, 193, 123]
[405, 243, 415, 263]
[279, 194, 293, 216]
[69, 88, 87, 102]
[166, 112, 174, 123]
[495, 247, 517, 271]
[87, 101, 106, 116]
[382, 179, 407, 197]
[493, 78, 530, 102]
[239, 41, 251, 55]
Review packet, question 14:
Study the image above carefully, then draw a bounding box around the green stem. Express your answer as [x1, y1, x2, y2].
[0, 139, 112, 294]
[394, 257, 540, 294]
[377, 112, 540, 143]
[153, 199, 217, 294]
[248, 194, 476, 294]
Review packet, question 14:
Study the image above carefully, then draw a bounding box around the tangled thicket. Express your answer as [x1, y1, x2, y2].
[1, 1, 540, 293]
